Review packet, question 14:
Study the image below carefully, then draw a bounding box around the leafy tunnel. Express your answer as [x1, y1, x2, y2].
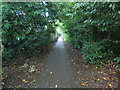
[2, 2, 120, 70]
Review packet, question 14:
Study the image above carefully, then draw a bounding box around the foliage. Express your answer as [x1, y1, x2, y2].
[82, 40, 113, 65]
[56, 2, 120, 70]
[2, 2, 120, 70]
[114, 56, 120, 71]
[2, 2, 57, 61]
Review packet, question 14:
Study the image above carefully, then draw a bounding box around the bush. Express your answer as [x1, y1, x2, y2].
[2, 2, 57, 61]
[57, 2, 120, 67]
[82, 40, 113, 65]
[114, 56, 120, 71]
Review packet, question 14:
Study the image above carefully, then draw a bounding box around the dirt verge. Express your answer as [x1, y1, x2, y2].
[2, 41, 56, 88]
[65, 42, 119, 88]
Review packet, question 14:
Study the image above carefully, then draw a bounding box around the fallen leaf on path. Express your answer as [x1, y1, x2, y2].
[81, 83, 85, 86]
[55, 85, 57, 88]
[22, 79, 27, 83]
[98, 71, 103, 73]
[2, 82, 5, 85]
[96, 79, 102, 81]
[103, 77, 109, 80]
[108, 84, 113, 88]
[50, 72, 53, 75]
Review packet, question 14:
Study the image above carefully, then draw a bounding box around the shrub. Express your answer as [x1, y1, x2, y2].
[2, 2, 57, 61]
[82, 40, 113, 65]
[114, 56, 120, 71]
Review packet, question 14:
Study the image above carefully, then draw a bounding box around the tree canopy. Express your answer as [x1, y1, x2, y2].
[2, 2, 120, 70]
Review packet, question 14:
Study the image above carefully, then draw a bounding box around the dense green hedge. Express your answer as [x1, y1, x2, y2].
[2, 2, 57, 61]
[82, 40, 113, 65]
[2, 2, 120, 71]
[56, 2, 120, 70]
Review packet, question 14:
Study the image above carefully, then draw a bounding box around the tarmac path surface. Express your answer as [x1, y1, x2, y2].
[33, 37, 80, 88]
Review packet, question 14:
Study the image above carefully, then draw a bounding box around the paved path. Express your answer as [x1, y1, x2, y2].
[34, 37, 80, 88]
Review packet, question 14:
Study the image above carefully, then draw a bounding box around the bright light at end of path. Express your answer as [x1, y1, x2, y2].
[58, 37, 63, 41]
